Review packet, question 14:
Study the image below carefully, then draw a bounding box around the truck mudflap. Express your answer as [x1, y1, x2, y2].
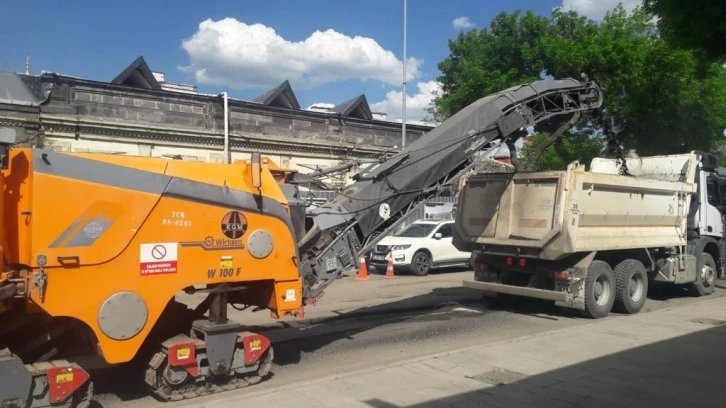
[463, 280, 568, 302]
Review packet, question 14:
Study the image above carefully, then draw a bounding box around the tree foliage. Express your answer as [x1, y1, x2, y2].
[429, 5, 726, 169]
[520, 132, 605, 171]
[429, 10, 550, 122]
[643, 0, 726, 62]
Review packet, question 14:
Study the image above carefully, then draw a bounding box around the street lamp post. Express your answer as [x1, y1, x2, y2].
[402, 0, 407, 148]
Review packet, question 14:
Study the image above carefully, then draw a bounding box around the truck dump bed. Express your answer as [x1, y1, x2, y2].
[453, 154, 699, 260]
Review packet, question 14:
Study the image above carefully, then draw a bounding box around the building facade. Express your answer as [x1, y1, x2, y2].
[0, 56, 434, 188]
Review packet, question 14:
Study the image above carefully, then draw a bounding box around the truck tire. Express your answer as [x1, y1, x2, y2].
[612, 259, 648, 315]
[580, 260, 616, 319]
[410, 251, 432, 276]
[689, 252, 717, 297]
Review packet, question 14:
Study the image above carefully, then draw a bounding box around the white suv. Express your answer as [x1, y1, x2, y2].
[367, 219, 471, 276]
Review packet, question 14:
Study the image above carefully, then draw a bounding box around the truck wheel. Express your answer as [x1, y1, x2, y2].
[689, 252, 717, 297]
[580, 260, 616, 319]
[410, 251, 432, 276]
[612, 259, 648, 314]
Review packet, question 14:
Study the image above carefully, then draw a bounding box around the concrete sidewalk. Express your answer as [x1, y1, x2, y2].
[188, 295, 726, 408]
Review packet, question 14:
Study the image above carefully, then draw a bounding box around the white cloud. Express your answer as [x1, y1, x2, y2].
[558, 0, 642, 20]
[179, 18, 422, 90]
[306, 103, 335, 110]
[371, 80, 442, 125]
[452, 16, 476, 30]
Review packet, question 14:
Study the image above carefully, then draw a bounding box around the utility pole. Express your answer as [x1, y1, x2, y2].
[402, 0, 407, 148]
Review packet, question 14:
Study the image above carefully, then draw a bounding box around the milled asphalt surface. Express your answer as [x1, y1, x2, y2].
[91, 271, 726, 408]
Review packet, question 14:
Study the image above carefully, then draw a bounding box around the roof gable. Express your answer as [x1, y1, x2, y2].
[111, 56, 162, 90]
[252, 80, 300, 110]
[0, 72, 44, 106]
[330, 94, 372, 120]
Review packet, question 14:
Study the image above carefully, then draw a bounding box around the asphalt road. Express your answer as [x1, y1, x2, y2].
[92, 280, 726, 408]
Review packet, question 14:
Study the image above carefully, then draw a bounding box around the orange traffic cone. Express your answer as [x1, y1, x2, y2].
[357, 255, 369, 281]
[385, 252, 396, 279]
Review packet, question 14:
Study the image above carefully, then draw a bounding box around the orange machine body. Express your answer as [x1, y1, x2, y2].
[1, 148, 302, 364]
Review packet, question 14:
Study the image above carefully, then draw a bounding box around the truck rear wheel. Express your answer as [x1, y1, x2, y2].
[612, 259, 648, 315]
[580, 260, 616, 319]
[689, 252, 717, 297]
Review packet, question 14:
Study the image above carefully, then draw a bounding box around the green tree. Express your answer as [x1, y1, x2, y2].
[643, 0, 726, 62]
[429, 10, 549, 122]
[519, 132, 605, 171]
[430, 5, 726, 170]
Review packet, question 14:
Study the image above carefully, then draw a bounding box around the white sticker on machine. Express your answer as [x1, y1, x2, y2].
[285, 289, 296, 302]
[140, 242, 178, 276]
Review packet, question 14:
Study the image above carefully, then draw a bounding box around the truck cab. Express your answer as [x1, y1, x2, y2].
[690, 154, 726, 240]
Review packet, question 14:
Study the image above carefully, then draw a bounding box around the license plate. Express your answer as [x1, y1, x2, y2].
[372, 255, 385, 261]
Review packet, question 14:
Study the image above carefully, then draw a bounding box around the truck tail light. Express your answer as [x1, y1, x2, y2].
[505, 257, 513, 266]
[518, 257, 527, 267]
[474, 263, 488, 271]
[549, 270, 570, 280]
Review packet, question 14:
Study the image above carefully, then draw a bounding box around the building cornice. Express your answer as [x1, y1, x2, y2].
[44, 74, 434, 133]
[40, 114, 390, 159]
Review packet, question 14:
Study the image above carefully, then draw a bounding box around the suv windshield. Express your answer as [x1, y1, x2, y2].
[394, 223, 436, 238]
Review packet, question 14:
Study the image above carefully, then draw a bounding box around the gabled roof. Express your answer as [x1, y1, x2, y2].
[0, 72, 45, 106]
[329, 94, 373, 120]
[111, 56, 162, 90]
[252, 80, 300, 110]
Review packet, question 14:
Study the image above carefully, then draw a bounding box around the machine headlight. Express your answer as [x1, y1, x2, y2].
[390, 245, 411, 251]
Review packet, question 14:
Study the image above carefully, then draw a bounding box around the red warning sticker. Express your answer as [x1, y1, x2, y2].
[140, 242, 178, 276]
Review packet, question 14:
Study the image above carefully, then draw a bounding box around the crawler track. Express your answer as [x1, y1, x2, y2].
[143, 347, 274, 402]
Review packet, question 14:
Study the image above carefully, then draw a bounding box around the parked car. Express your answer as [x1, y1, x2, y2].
[367, 219, 471, 276]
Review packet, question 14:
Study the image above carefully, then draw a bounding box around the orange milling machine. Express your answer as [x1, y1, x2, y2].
[0, 141, 309, 407]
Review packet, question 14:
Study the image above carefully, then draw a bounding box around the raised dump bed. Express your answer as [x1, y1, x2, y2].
[453, 152, 724, 318]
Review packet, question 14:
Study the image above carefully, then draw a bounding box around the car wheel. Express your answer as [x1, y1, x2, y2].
[410, 251, 432, 276]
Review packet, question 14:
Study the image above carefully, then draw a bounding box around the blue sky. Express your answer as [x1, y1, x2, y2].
[0, 0, 638, 123]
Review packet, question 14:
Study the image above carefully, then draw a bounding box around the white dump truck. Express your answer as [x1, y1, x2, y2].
[452, 151, 726, 318]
